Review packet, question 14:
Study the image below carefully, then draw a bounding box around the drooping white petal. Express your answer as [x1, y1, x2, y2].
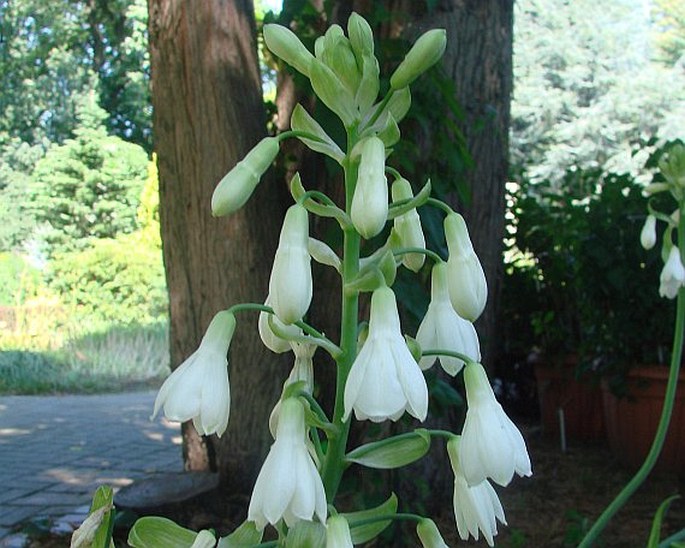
[152, 312, 235, 438]
[248, 399, 327, 530]
[416, 262, 481, 375]
[459, 362, 532, 487]
[448, 437, 506, 547]
[659, 246, 685, 299]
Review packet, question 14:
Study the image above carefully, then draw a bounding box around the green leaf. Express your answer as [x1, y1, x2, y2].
[127, 516, 199, 548]
[346, 429, 430, 469]
[342, 493, 398, 544]
[218, 520, 263, 547]
[649, 495, 681, 547]
[284, 520, 326, 548]
[291, 104, 344, 164]
[89, 486, 115, 548]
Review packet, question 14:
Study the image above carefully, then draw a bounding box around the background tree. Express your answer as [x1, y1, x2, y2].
[29, 95, 148, 254]
[147, 0, 290, 493]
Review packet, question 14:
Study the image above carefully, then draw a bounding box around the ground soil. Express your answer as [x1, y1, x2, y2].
[20, 427, 685, 547]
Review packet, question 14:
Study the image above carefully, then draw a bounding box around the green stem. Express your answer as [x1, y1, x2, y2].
[422, 348, 477, 367]
[363, 90, 395, 131]
[426, 429, 457, 440]
[578, 214, 685, 546]
[426, 197, 454, 216]
[279, 129, 327, 144]
[320, 135, 361, 500]
[392, 247, 443, 264]
[385, 165, 402, 181]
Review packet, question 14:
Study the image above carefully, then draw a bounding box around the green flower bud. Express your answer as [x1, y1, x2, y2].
[321, 30, 360, 94]
[390, 29, 447, 90]
[392, 178, 425, 271]
[348, 12, 374, 57]
[263, 24, 315, 77]
[211, 137, 279, 216]
[355, 54, 380, 115]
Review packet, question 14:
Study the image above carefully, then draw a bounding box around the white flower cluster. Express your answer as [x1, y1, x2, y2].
[148, 11, 534, 547]
[640, 144, 685, 299]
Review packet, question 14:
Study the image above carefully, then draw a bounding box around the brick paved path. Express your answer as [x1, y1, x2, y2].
[0, 391, 182, 541]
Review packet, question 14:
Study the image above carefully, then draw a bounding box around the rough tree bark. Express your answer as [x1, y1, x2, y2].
[148, 0, 290, 495]
[381, 0, 514, 368]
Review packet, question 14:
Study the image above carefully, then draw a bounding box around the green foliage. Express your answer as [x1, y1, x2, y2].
[0, 253, 41, 306]
[503, 150, 677, 381]
[29, 95, 149, 253]
[0, 0, 150, 150]
[47, 230, 166, 326]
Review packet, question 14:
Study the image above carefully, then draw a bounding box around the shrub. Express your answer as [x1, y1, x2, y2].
[48, 230, 167, 326]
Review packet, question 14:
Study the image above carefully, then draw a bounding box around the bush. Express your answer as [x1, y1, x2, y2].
[503, 160, 675, 379]
[48, 230, 167, 326]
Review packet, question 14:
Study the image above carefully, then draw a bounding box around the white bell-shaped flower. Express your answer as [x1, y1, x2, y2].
[344, 285, 428, 422]
[248, 398, 327, 530]
[448, 437, 506, 547]
[659, 245, 685, 299]
[350, 137, 388, 239]
[152, 311, 235, 437]
[416, 262, 480, 376]
[391, 177, 426, 272]
[444, 213, 487, 322]
[326, 515, 354, 548]
[269, 204, 313, 324]
[640, 214, 657, 250]
[459, 362, 532, 487]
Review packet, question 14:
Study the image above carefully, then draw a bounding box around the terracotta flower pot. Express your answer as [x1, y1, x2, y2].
[601, 365, 685, 474]
[534, 355, 605, 441]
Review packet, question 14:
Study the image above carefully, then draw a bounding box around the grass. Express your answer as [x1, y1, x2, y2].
[0, 322, 170, 395]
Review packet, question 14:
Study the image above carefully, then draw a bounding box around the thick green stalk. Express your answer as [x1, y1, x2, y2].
[321, 131, 361, 499]
[578, 213, 685, 546]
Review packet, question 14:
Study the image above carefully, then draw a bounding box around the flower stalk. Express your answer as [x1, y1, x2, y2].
[579, 200, 685, 547]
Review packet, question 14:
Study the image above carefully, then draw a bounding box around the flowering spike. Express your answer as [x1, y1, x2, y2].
[152, 311, 236, 437]
[211, 137, 279, 216]
[269, 204, 313, 324]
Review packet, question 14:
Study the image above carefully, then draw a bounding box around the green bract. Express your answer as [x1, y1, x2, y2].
[346, 429, 431, 469]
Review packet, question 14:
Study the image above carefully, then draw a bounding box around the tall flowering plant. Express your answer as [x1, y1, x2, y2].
[127, 14, 531, 547]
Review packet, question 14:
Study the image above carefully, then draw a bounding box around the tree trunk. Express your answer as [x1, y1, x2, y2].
[148, 0, 289, 495]
[384, 0, 513, 369]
